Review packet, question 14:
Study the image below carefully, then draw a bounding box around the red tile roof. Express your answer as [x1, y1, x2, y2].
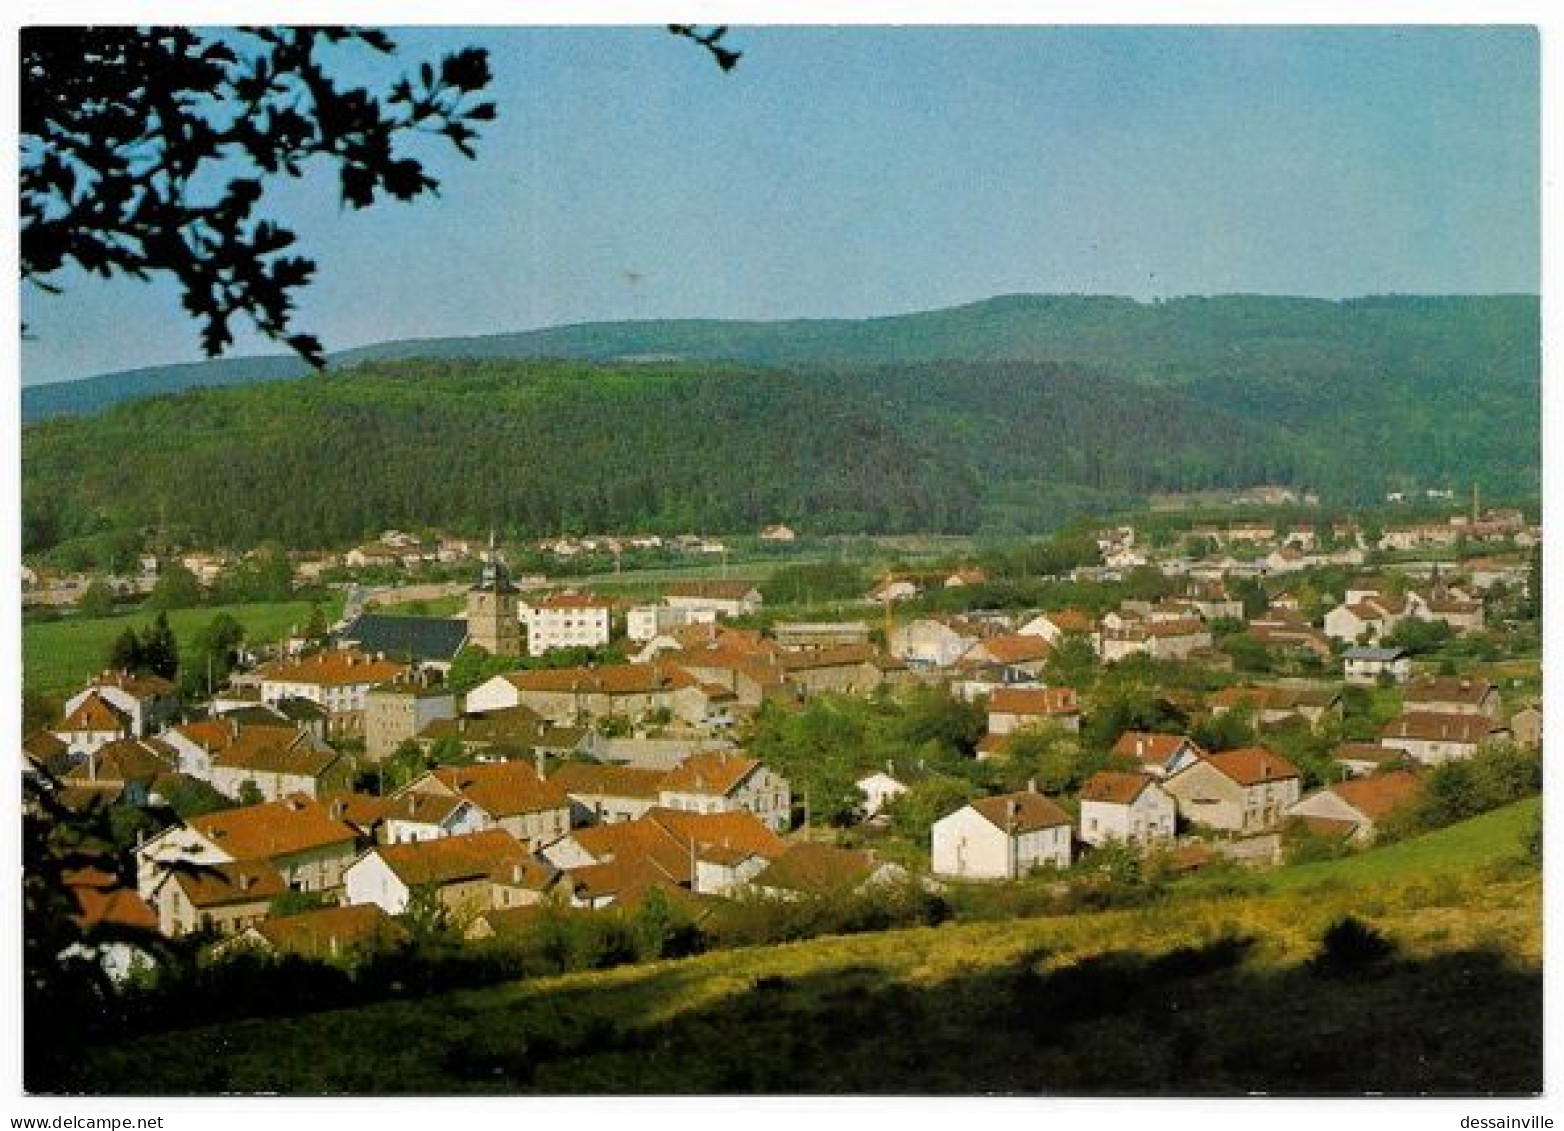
[1202, 747, 1300, 786]
[530, 592, 613, 610]
[253, 904, 409, 957]
[212, 727, 339, 778]
[658, 750, 760, 797]
[66, 866, 159, 932]
[1382, 712, 1506, 745]
[648, 807, 788, 860]
[373, 829, 533, 887]
[60, 693, 128, 734]
[172, 861, 288, 908]
[257, 649, 409, 688]
[65, 738, 176, 784]
[189, 795, 358, 860]
[988, 687, 1079, 717]
[1403, 676, 1497, 708]
[505, 662, 700, 696]
[969, 791, 1072, 833]
[89, 670, 178, 699]
[967, 634, 1053, 665]
[550, 761, 667, 800]
[1111, 731, 1202, 768]
[430, 762, 569, 817]
[1079, 770, 1156, 805]
[754, 843, 880, 893]
[1328, 770, 1421, 822]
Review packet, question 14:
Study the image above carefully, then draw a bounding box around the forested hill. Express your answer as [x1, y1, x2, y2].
[22, 293, 1538, 422]
[21, 344, 1539, 556]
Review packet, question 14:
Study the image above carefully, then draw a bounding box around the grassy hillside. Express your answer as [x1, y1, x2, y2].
[22, 598, 340, 697]
[77, 805, 1540, 1095]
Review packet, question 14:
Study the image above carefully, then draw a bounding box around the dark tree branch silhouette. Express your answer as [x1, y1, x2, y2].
[668, 24, 743, 71]
[20, 26, 497, 367]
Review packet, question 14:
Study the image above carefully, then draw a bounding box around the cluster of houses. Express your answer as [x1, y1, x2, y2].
[25, 509, 1542, 978]
[925, 670, 1533, 881]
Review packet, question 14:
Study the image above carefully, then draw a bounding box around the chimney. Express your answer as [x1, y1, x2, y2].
[512, 863, 524, 884]
[534, 749, 545, 778]
[331, 799, 346, 820]
[1027, 779, 1037, 794]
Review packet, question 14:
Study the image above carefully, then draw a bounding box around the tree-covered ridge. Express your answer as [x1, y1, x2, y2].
[22, 360, 985, 551]
[22, 327, 1539, 555]
[23, 293, 1538, 422]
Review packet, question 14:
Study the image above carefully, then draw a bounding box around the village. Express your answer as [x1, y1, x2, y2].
[21, 498, 1542, 981]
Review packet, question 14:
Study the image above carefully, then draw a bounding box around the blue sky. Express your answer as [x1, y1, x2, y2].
[19, 24, 1540, 386]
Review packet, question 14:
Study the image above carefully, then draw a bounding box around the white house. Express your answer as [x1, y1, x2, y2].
[522, 593, 614, 655]
[890, 617, 985, 669]
[53, 692, 131, 762]
[662, 581, 763, 619]
[1342, 646, 1411, 685]
[1078, 771, 1177, 848]
[930, 789, 1073, 879]
[626, 603, 716, 643]
[657, 751, 792, 833]
[1380, 712, 1509, 765]
[856, 769, 911, 819]
[380, 792, 489, 844]
[343, 828, 538, 916]
[987, 686, 1081, 736]
[1109, 731, 1206, 779]
[1402, 676, 1502, 719]
[255, 649, 410, 737]
[63, 671, 180, 739]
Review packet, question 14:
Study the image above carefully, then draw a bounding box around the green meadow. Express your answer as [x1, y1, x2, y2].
[22, 598, 342, 698]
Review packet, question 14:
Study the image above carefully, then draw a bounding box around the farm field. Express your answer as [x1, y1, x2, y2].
[21, 598, 342, 697]
[79, 802, 1541, 1095]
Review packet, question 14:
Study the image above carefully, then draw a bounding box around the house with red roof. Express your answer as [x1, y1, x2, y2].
[343, 828, 557, 918]
[959, 632, 1053, 677]
[1110, 731, 1206, 779]
[1381, 712, 1509, 765]
[986, 686, 1081, 739]
[1079, 771, 1176, 849]
[226, 904, 409, 961]
[399, 762, 571, 849]
[656, 750, 792, 832]
[135, 794, 360, 900]
[1163, 746, 1301, 834]
[745, 843, 909, 900]
[541, 807, 787, 904]
[1098, 617, 1212, 663]
[256, 648, 411, 737]
[1016, 608, 1098, 646]
[1286, 769, 1422, 845]
[149, 860, 287, 938]
[52, 691, 132, 762]
[63, 671, 180, 740]
[930, 787, 1073, 879]
[550, 761, 667, 825]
